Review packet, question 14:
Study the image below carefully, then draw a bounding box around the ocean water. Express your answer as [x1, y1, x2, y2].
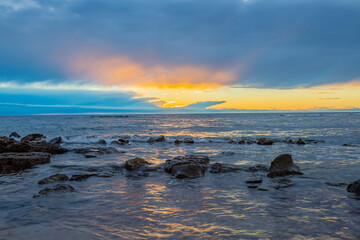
[0, 113, 360, 239]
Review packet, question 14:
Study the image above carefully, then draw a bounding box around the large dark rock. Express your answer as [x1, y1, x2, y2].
[124, 157, 149, 170]
[267, 154, 303, 178]
[209, 163, 243, 173]
[9, 132, 21, 139]
[0, 152, 51, 174]
[164, 155, 209, 173]
[347, 179, 360, 195]
[183, 138, 195, 144]
[172, 163, 206, 179]
[257, 138, 273, 145]
[21, 134, 45, 143]
[34, 184, 75, 198]
[155, 135, 166, 142]
[38, 173, 69, 185]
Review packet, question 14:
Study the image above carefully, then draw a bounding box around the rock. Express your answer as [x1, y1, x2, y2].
[174, 139, 182, 144]
[118, 139, 129, 144]
[30, 143, 69, 154]
[34, 184, 75, 198]
[287, 139, 294, 144]
[221, 151, 235, 156]
[171, 163, 206, 179]
[124, 157, 149, 170]
[325, 182, 347, 187]
[246, 140, 256, 144]
[296, 139, 306, 145]
[257, 138, 273, 145]
[257, 188, 269, 191]
[248, 164, 269, 172]
[228, 139, 237, 144]
[85, 154, 97, 158]
[21, 134, 45, 143]
[347, 179, 360, 194]
[247, 184, 258, 189]
[245, 175, 263, 184]
[49, 137, 62, 145]
[155, 135, 165, 142]
[38, 174, 69, 185]
[6, 142, 32, 152]
[9, 132, 21, 139]
[164, 155, 210, 173]
[183, 138, 195, 144]
[209, 163, 243, 173]
[125, 172, 149, 179]
[0, 152, 51, 174]
[238, 139, 246, 144]
[69, 174, 97, 181]
[147, 137, 156, 144]
[267, 154, 303, 178]
[98, 139, 107, 145]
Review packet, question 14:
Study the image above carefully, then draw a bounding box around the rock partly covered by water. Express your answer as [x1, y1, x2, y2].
[124, 157, 149, 170]
[34, 184, 75, 198]
[69, 173, 98, 181]
[9, 132, 21, 139]
[0, 152, 51, 174]
[347, 179, 360, 195]
[183, 138, 195, 144]
[73, 147, 121, 155]
[257, 138, 273, 145]
[49, 137, 62, 145]
[164, 155, 209, 178]
[38, 173, 69, 185]
[21, 134, 45, 143]
[267, 154, 303, 178]
[209, 163, 243, 173]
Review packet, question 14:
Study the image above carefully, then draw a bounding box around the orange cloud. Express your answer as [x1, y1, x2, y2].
[67, 53, 237, 89]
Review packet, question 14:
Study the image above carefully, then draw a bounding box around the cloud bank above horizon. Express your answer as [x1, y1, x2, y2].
[0, 0, 360, 113]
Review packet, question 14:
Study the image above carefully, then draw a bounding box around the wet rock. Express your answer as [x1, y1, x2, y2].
[257, 188, 269, 191]
[0, 152, 51, 174]
[30, 143, 69, 154]
[125, 172, 149, 179]
[118, 139, 129, 144]
[248, 164, 269, 172]
[209, 163, 243, 173]
[38, 174, 69, 185]
[246, 140, 256, 144]
[21, 134, 45, 143]
[85, 154, 97, 158]
[183, 138, 195, 144]
[296, 139, 306, 145]
[325, 182, 347, 187]
[245, 175, 263, 184]
[73, 147, 121, 155]
[174, 139, 182, 144]
[287, 139, 294, 144]
[98, 139, 107, 145]
[164, 155, 210, 173]
[247, 184, 258, 189]
[147, 137, 156, 144]
[155, 135, 166, 142]
[69, 174, 97, 181]
[347, 179, 360, 194]
[124, 157, 149, 170]
[9, 132, 21, 139]
[228, 139, 237, 144]
[238, 139, 246, 144]
[34, 184, 75, 198]
[6, 142, 32, 152]
[171, 163, 206, 179]
[257, 138, 273, 145]
[267, 154, 303, 178]
[49, 137, 62, 145]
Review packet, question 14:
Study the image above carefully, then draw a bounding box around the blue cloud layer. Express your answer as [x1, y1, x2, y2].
[0, 0, 359, 88]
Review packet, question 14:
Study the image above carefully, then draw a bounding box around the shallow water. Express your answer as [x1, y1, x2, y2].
[0, 113, 360, 239]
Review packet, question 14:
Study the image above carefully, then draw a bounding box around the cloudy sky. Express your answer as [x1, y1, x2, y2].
[0, 0, 359, 114]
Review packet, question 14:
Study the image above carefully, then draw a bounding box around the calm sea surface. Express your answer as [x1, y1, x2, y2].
[0, 113, 360, 239]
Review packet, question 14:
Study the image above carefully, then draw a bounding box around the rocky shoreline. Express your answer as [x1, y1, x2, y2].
[0, 132, 359, 199]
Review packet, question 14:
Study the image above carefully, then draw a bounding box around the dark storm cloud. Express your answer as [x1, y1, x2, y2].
[0, 0, 360, 87]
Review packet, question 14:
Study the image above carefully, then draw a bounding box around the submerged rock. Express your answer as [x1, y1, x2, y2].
[0, 152, 51, 174]
[296, 139, 306, 145]
[69, 174, 97, 181]
[147, 137, 156, 144]
[257, 138, 273, 145]
[238, 139, 246, 144]
[248, 164, 269, 172]
[174, 139, 182, 144]
[228, 139, 237, 144]
[73, 147, 121, 155]
[267, 154, 303, 178]
[124, 157, 149, 170]
[21, 134, 45, 143]
[85, 154, 97, 158]
[34, 184, 75, 198]
[183, 138, 195, 144]
[245, 175, 263, 184]
[172, 163, 206, 179]
[98, 139, 107, 145]
[49, 137, 62, 145]
[9, 132, 21, 139]
[209, 163, 243, 173]
[38, 173, 69, 185]
[125, 172, 149, 179]
[155, 135, 166, 142]
[347, 179, 360, 194]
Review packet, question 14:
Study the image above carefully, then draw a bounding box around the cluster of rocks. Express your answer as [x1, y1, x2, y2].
[0, 133, 68, 174]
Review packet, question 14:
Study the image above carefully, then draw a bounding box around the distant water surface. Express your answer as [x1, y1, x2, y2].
[0, 113, 360, 239]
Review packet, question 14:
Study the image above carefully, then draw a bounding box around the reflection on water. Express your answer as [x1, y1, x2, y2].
[0, 113, 359, 239]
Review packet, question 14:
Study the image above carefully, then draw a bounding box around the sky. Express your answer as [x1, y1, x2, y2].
[0, 0, 359, 114]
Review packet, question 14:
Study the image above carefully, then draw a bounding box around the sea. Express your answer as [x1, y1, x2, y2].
[0, 113, 359, 239]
